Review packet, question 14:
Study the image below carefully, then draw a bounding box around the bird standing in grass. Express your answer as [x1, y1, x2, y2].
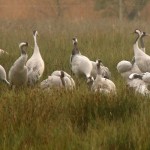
[133, 30, 150, 73]
[8, 42, 28, 88]
[116, 29, 146, 82]
[70, 37, 93, 81]
[90, 60, 116, 94]
[26, 30, 45, 86]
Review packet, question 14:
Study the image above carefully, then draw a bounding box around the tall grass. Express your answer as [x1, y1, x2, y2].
[0, 19, 150, 149]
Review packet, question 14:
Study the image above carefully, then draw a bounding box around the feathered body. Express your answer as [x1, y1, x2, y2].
[117, 29, 148, 82]
[51, 70, 75, 89]
[128, 73, 150, 96]
[133, 30, 150, 73]
[70, 37, 92, 79]
[26, 30, 44, 86]
[8, 42, 28, 87]
[91, 75, 116, 94]
[91, 60, 116, 94]
[40, 75, 64, 90]
[117, 60, 141, 81]
[91, 60, 111, 79]
[40, 71, 74, 90]
[0, 65, 10, 85]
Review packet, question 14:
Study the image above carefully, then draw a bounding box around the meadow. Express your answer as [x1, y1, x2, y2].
[0, 19, 150, 149]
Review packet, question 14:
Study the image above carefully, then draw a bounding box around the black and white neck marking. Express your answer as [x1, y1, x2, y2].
[72, 37, 80, 55]
[60, 71, 65, 87]
[130, 73, 142, 80]
[19, 42, 28, 55]
[96, 59, 102, 75]
[134, 29, 141, 44]
[140, 32, 145, 49]
[33, 30, 38, 36]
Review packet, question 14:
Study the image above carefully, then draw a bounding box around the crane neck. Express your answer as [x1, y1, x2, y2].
[60, 77, 65, 87]
[97, 64, 102, 75]
[140, 36, 144, 49]
[133, 33, 142, 54]
[72, 42, 79, 55]
[140, 35, 145, 52]
[34, 35, 37, 44]
[60, 71, 65, 87]
[134, 33, 140, 45]
[20, 46, 27, 55]
[33, 34, 40, 54]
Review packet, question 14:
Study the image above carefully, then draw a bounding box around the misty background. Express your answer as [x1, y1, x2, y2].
[0, 0, 149, 22]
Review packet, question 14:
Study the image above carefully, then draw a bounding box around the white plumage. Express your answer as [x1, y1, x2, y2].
[51, 70, 75, 89]
[128, 73, 150, 96]
[70, 37, 93, 79]
[129, 72, 150, 84]
[117, 60, 150, 96]
[117, 60, 132, 74]
[8, 42, 28, 87]
[140, 72, 150, 84]
[116, 29, 148, 81]
[91, 60, 116, 94]
[91, 60, 111, 79]
[26, 30, 45, 86]
[133, 30, 150, 73]
[0, 65, 10, 85]
[40, 75, 63, 90]
[117, 60, 141, 81]
[40, 71, 74, 90]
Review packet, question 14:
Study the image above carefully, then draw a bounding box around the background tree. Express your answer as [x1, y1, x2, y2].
[94, 0, 149, 20]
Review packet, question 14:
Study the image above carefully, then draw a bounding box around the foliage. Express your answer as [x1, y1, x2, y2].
[94, 0, 149, 19]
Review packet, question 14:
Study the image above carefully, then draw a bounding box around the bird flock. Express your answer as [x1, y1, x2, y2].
[117, 29, 150, 96]
[1, 29, 150, 96]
